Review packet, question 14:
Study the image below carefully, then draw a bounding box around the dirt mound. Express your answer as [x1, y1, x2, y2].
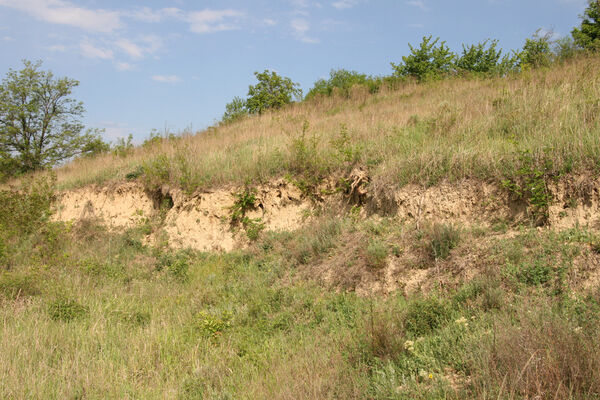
[55, 180, 309, 252]
[55, 175, 600, 254]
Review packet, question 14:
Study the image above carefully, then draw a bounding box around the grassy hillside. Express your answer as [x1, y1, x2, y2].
[2, 56, 600, 399]
[55, 55, 600, 194]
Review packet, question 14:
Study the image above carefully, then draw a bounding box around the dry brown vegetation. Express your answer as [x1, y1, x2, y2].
[53, 55, 600, 195]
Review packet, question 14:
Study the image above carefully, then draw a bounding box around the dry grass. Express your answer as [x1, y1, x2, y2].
[51, 55, 600, 192]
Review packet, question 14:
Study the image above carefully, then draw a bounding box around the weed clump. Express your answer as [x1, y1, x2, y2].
[403, 296, 448, 336]
[428, 223, 461, 260]
[365, 239, 388, 269]
[48, 297, 88, 322]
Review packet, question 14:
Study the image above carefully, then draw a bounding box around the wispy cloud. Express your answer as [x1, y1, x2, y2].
[0, 0, 122, 33]
[406, 0, 429, 11]
[152, 75, 181, 83]
[2, 35, 14, 41]
[80, 41, 114, 59]
[185, 9, 244, 34]
[115, 62, 135, 71]
[290, 18, 319, 43]
[332, 0, 359, 9]
[126, 7, 181, 23]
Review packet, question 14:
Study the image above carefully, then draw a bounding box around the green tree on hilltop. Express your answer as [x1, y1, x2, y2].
[391, 36, 456, 81]
[0, 60, 103, 176]
[572, 0, 600, 51]
[246, 70, 302, 114]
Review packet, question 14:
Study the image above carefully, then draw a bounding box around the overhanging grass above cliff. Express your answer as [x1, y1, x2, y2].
[54, 55, 600, 191]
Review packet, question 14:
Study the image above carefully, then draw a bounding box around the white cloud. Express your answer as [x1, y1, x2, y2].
[2, 35, 14, 41]
[80, 41, 114, 59]
[185, 9, 244, 34]
[406, 0, 429, 11]
[408, 23, 424, 28]
[127, 7, 182, 23]
[152, 75, 181, 83]
[290, 18, 320, 43]
[115, 39, 144, 59]
[262, 18, 277, 26]
[45, 44, 68, 51]
[332, 0, 358, 9]
[115, 61, 135, 71]
[0, 0, 122, 33]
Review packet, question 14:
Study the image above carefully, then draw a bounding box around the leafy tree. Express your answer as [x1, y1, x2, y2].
[0, 60, 101, 174]
[520, 30, 553, 68]
[306, 69, 370, 99]
[572, 0, 600, 51]
[455, 39, 504, 74]
[80, 135, 111, 158]
[246, 70, 302, 114]
[391, 36, 456, 81]
[221, 96, 248, 124]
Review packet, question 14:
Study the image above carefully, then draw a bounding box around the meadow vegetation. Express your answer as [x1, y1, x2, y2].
[2, 2, 600, 398]
[3, 179, 600, 398]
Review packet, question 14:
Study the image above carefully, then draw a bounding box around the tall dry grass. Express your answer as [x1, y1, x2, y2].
[53, 55, 600, 193]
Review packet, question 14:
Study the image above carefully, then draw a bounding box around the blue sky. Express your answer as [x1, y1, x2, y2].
[0, 0, 589, 142]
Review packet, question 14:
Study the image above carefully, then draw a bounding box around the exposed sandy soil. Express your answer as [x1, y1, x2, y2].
[55, 174, 600, 293]
[56, 179, 309, 252]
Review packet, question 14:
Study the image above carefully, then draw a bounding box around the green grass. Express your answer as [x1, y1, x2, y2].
[3, 184, 600, 398]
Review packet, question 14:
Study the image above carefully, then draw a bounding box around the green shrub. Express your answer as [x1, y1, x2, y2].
[0, 273, 40, 299]
[197, 310, 232, 339]
[230, 187, 258, 224]
[515, 260, 553, 286]
[571, 0, 600, 51]
[48, 297, 88, 322]
[246, 70, 302, 114]
[520, 30, 553, 68]
[391, 36, 456, 81]
[365, 239, 388, 269]
[403, 297, 448, 336]
[501, 149, 553, 224]
[306, 69, 371, 99]
[429, 223, 461, 260]
[455, 39, 504, 74]
[0, 174, 55, 237]
[221, 96, 248, 124]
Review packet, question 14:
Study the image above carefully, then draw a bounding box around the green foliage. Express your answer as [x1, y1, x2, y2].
[230, 187, 258, 224]
[229, 187, 264, 240]
[572, 0, 600, 51]
[0, 272, 39, 299]
[403, 296, 448, 336]
[428, 223, 461, 260]
[520, 30, 553, 68]
[0, 60, 100, 175]
[455, 39, 504, 74]
[157, 251, 190, 282]
[196, 310, 232, 339]
[0, 174, 55, 237]
[391, 36, 456, 81]
[48, 296, 88, 322]
[125, 165, 145, 181]
[306, 69, 372, 99]
[514, 260, 553, 286]
[502, 150, 553, 224]
[554, 36, 579, 61]
[80, 132, 111, 158]
[365, 239, 388, 269]
[221, 96, 248, 124]
[112, 134, 134, 157]
[246, 70, 302, 114]
[331, 124, 361, 164]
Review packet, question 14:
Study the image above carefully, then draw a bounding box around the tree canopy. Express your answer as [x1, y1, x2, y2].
[572, 0, 600, 51]
[246, 70, 301, 114]
[0, 60, 101, 177]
